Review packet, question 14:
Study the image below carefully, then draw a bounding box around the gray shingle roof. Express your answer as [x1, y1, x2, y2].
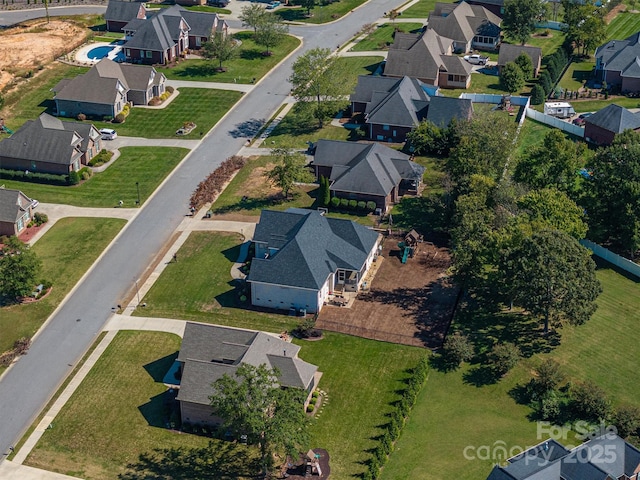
[426, 95, 474, 127]
[596, 32, 640, 79]
[312, 139, 424, 196]
[176, 322, 318, 405]
[0, 113, 84, 166]
[0, 188, 32, 224]
[124, 13, 180, 52]
[180, 10, 221, 38]
[384, 29, 471, 81]
[247, 209, 380, 290]
[428, 1, 501, 45]
[105, 0, 145, 23]
[497, 44, 542, 68]
[585, 103, 640, 133]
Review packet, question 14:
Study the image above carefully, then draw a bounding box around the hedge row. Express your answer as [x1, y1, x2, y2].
[0, 337, 31, 368]
[0, 168, 69, 186]
[329, 197, 377, 212]
[539, 48, 570, 97]
[189, 155, 248, 210]
[364, 355, 429, 480]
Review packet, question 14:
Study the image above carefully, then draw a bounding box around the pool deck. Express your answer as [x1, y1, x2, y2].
[75, 41, 124, 65]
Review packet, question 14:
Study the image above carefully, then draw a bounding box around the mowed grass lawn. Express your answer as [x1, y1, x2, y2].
[401, 0, 454, 18]
[296, 334, 425, 479]
[606, 11, 640, 40]
[134, 232, 300, 333]
[158, 32, 300, 83]
[351, 23, 424, 52]
[26, 331, 257, 480]
[0, 218, 126, 357]
[90, 88, 242, 138]
[275, 0, 365, 24]
[0, 147, 188, 207]
[380, 264, 640, 479]
[559, 58, 595, 91]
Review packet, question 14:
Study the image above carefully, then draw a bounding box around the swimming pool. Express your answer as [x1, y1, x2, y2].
[86, 45, 125, 62]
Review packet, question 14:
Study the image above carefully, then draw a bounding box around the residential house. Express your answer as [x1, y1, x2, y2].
[0, 113, 101, 175]
[486, 434, 640, 480]
[175, 322, 319, 427]
[104, 0, 147, 33]
[463, 0, 504, 17]
[428, 1, 502, 53]
[350, 75, 473, 141]
[246, 209, 381, 313]
[0, 188, 33, 237]
[497, 44, 543, 77]
[584, 103, 640, 145]
[53, 58, 166, 119]
[122, 5, 227, 64]
[595, 32, 640, 93]
[384, 28, 473, 88]
[311, 139, 426, 211]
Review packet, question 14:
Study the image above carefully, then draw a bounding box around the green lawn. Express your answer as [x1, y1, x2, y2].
[572, 96, 640, 112]
[0, 147, 188, 208]
[606, 11, 640, 40]
[513, 29, 566, 57]
[0, 63, 89, 132]
[149, 4, 231, 13]
[441, 71, 511, 98]
[158, 32, 300, 83]
[337, 55, 386, 78]
[380, 264, 640, 479]
[26, 331, 257, 479]
[401, 0, 453, 18]
[0, 218, 126, 357]
[89, 88, 242, 138]
[351, 23, 424, 52]
[296, 333, 425, 479]
[134, 232, 301, 333]
[274, 0, 366, 24]
[558, 58, 595, 91]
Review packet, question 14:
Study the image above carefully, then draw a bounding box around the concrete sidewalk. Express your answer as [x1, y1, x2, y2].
[166, 79, 255, 92]
[0, 461, 83, 480]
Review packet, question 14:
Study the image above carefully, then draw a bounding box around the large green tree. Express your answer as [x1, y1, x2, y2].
[561, 0, 606, 56]
[201, 32, 239, 70]
[289, 47, 354, 128]
[254, 13, 288, 56]
[239, 3, 266, 34]
[0, 236, 42, 301]
[267, 146, 315, 198]
[514, 52, 534, 80]
[209, 363, 310, 476]
[502, 0, 547, 44]
[586, 133, 640, 257]
[499, 230, 601, 334]
[500, 62, 525, 93]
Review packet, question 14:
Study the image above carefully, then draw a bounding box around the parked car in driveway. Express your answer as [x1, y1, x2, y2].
[463, 54, 489, 65]
[99, 128, 117, 140]
[572, 112, 593, 126]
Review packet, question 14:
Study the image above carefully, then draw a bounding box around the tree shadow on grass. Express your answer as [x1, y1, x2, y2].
[275, 8, 309, 22]
[143, 351, 179, 382]
[119, 441, 259, 479]
[169, 63, 218, 78]
[228, 118, 266, 139]
[212, 194, 288, 215]
[240, 48, 266, 61]
[462, 365, 500, 387]
[138, 389, 178, 428]
[393, 194, 451, 235]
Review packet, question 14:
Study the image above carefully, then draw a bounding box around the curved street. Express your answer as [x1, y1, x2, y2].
[0, 0, 409, 462]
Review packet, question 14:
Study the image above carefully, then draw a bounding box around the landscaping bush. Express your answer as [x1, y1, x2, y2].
[88, 148, 113, 167]
[166, 85, 175, 93]
[330, 196, 340, 207]
[539, 71, 553, 95]
[148, 96, 161, 106]
[114, 113, 126, 123]
[488, 342, 521, 377]
[539, 390, 561, 422]
[531, 84, 545, 105]
[79, 167, 92, 181]
[306, 404, 314, 413]
[442, 332, 474, 369]
[103, 115, 113, 123]
[531, 359, 564, 398]
[32, 212, 48, 226]
[68, 170, 80, 185]
[348, 199, 358, 209]
[340, 198, 349, 208]
[0, 168, 68, 186]
[357, 200, 366, 210]
[122, 104, 131, 117]
[189, 155, 248, 210]
[77, 113, 87, 121]
[571, 381, 611, 422]
[366, 201, 377, 211]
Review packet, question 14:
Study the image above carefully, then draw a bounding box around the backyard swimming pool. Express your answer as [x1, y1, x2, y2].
[86, 45, 125, 62]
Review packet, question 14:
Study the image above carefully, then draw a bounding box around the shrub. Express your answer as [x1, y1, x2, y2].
[368, 455, 379, 480]
[488, 342, 521, 376]
[442, 332, 474, 369]
[122, 104, 131, 117]
[348, 199, 358, 209]
[366, 201, 377, 211]
[32, 212, 48, 226]
[571, 381, 611, 422]
[114, 113, 126, 123]
[0, 168, 68, 186]
[166, 85, 175, 93]
[531, 359, 564, 397]
[531, 84, 546, 105]
[77, 113, 87, 121]
[613, 404, 640, 438]
[357, 200, 366, 210]
[68, 170, 80, 185]
[381, 430, 393, 455]
[539, 390, 561, 422]
[539, 71, 553, 95]
[340, 198, 349, 208]
[103, 115, 113, 122]
[148, 96, 161, 106]
[306, 404, 314, 413]
[330, 196, 340, 207]
[80, 167, 92, 181]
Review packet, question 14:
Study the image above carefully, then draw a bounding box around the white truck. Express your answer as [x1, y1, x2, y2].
[463, 54, 489, 65]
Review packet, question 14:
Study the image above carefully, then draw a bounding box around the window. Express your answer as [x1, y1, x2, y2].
[140, 50, 144, 58]
[382, 124, 390, 131]
[126, 48, 130, 57]
[146, 51, 152, 58]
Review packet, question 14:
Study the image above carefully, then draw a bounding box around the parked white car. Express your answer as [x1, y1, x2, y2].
[463, 54, 489, 65]
[99, 128, 117, 140]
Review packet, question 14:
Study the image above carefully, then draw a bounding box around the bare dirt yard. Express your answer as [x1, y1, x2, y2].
[0, 19, 85, 91]
[317, 234, 459, 349]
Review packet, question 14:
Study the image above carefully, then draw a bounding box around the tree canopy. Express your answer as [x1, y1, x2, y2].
[514, 52, 534, 80]
[502, 0, 547, 44]
[209, 363, 310, 476]
[498, 230, 601, 333]
[239, 3, 266, 34]
[267, 146, 315, 198]
[288, 48, 354, 128]
[201, 32, 239, 70]
[500, 61, 525, 93]
[254, 13, 288, 56]
[0, 236, 43, 302]
[561, 0, 606, 56]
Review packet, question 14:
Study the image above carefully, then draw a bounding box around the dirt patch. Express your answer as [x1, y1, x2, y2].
[317, 235, 459, 349]
[0, 19, 86, 91]
[243, 163, 279, 197]
[605, 3, 626, 23]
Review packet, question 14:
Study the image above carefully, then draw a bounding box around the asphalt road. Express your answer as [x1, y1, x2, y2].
[0, 5, 107, 27]
[0, 0, 405, 459]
